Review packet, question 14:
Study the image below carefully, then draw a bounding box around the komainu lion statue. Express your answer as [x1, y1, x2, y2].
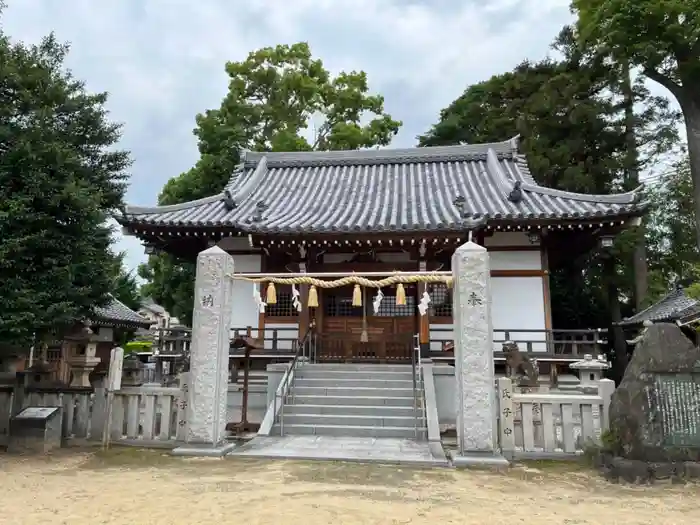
[502, 340, 539, 387]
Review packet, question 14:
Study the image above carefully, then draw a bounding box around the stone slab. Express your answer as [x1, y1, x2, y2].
[609, 323, 700, 462]
[228, 436, 450, 467]
[450, 450, 510, 470]
[171, 442, 237, 458]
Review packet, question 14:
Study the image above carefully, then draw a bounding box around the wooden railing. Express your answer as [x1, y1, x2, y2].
[0, 379, 186, 448]
[315, 332, 415, 362]
[430, 327, 607, 356]
[152, 325, 301, 356]
[496, 377, 615, 459]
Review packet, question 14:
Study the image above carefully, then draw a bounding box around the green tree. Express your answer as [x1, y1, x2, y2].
[418, 27, 679, 378]
[109, 251, 141, 312]
[572, 0, 700, 249]
[0, 25, 130, 351]
[646, 160, 699, 286]
[140, 42, 401, 325]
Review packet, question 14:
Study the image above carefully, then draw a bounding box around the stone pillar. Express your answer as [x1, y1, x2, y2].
[451, 241, 508, 468]
[172, 246, 236, 457]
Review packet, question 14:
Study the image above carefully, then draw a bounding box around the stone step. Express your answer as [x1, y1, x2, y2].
[301, 364, 414, 373]
[292, 386, 414, 398]
[291, 395, 415, 407]
[283, 403, 418, 417]
[281, 413, 421, 428]
[294, 378, 414, 389]
[273, 423, 426, 439]
[296, 369, 415, 381]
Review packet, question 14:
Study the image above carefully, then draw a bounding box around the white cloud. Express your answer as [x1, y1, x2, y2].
[3, 0, 574, 271]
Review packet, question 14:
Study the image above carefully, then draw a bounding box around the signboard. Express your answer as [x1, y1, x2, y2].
[15, 407, 60, 420]
[646, 372, 700, 447]
[107, 347, 124, 391]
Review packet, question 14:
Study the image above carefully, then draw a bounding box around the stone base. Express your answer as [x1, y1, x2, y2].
[595, 452, 700, 484]
[171, 441, 237, 458]
[450, 450, 510, 470]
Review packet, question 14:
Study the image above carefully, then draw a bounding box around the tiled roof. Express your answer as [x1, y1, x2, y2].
[119, 138, 644, 234]
[618, 288, 699, 327]
[94, 296, 152, 328]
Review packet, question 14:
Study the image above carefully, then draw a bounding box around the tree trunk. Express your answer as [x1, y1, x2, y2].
[620, 60, 648, 310]
[603, 255, 627, 383]
[681, 99, 700, 252]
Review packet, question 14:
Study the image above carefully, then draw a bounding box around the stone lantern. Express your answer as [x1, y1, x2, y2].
[569, 354, 610, 392]
[121, 354, 144, 387]
[64, 326, 102, 387]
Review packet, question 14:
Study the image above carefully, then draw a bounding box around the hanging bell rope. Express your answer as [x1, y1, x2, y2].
[266, 282, 277, 304]
[395, 283, 406, 306]
[352, 284, 363, 306]
[307, 285, 319, 308]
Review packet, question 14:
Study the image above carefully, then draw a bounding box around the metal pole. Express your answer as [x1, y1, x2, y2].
[230, 271, 452, 279]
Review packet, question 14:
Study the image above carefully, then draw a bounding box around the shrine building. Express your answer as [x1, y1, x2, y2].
[117, 137, 645, 362]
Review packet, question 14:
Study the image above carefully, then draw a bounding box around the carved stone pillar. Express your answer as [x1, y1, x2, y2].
[172, 246, 236, 457]
[451, 240, 508, 468]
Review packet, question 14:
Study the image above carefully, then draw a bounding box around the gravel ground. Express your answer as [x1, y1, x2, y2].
[0, 448, 698, 525]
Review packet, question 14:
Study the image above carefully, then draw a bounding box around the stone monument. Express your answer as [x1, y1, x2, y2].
[608, 322, 700, 463]
[450, 240, 508, 468]
[172, 246, 236, 457]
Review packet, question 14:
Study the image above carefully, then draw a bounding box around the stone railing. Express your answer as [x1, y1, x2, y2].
[0, 380, 186, 448]
[497, 377, 615, 459]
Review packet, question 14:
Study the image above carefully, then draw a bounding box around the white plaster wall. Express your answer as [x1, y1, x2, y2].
[429, 274, 547, 351]
[491, 276, 546, 350]
[490, 251, 541, 270]
[229, 254, 262, 330]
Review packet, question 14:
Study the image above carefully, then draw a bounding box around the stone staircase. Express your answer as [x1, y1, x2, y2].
[272, 363, 426, 439]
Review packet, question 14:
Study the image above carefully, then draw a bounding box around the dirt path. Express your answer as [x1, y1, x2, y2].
[0, 449, 698, 525]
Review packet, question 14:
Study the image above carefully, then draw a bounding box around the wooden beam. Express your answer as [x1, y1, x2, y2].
[490, 269, 545, 277]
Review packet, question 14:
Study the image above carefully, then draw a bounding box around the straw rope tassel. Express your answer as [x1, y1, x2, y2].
[352, 284, 363, 306]
[395, 283, 406, 305]
[308, 285, 319, 308]
[266, 282, 277, 304]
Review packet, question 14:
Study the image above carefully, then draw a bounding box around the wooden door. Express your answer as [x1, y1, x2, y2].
[318, 285, 417, 362]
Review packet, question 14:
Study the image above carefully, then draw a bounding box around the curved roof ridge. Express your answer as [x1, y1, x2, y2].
[241, 137, 519, 168]
[123, 193, 225, 216]
[522, 182, 643, 205]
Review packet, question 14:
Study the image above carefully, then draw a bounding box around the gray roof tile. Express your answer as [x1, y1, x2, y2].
[618, 288, 699, 326]
[94, 296, 152, 328]
[120, 138, 644, 234]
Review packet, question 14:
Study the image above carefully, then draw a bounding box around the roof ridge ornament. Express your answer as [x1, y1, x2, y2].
[251, 200, 268, 223]
[508, 181, 523, 203]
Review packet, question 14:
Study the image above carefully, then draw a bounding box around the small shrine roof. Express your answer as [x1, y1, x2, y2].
[618, 287, 699, 327]
[93, 296, 152, 329]
[119, 137, 644, 235]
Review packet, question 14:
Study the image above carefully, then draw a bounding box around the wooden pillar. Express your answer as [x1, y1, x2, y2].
[257, 253, 267, 345]
[298, 248, 311, 339]
[418, 254, 430, 358]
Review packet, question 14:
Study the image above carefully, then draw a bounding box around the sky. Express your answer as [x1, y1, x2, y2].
[4, 0, 584, 272]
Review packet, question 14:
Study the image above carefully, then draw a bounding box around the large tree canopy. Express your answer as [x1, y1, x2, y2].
[572, 0, 700, 248]
[0, 26, 130, 349]
[418, 28, 680, 379]
[139, 42, 402, 325]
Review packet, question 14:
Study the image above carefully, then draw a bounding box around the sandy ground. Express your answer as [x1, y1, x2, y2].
[0, 449, 699, 525]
